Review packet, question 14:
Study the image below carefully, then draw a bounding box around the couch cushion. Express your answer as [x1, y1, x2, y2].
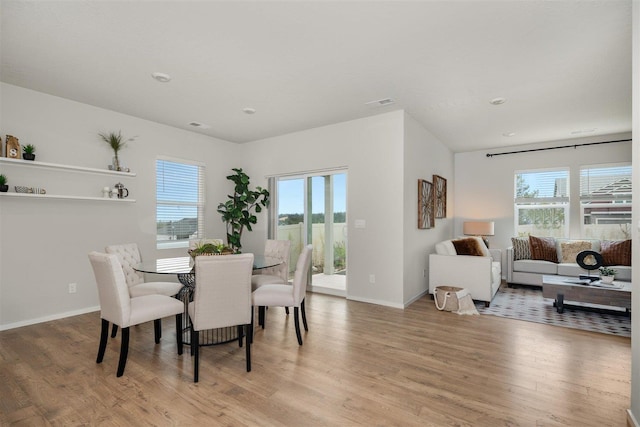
[557, 263, 591, 277]
[452, 237, 485, 256]
[529, 235, 558, 263]
[513, 259, 558, 275]
[601, 239, 631, 266]
[511, 237, 531, 260]
[559, 240, 593, 263]
[611, 266, 631, 281]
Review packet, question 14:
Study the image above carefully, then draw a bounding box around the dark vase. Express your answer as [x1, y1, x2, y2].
[0, 185, 8, 192]
[23, 153, 36, 161]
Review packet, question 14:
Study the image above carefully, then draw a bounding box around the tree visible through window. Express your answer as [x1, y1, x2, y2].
[156, 158, 205, 249]
[514, 169, 569, 237]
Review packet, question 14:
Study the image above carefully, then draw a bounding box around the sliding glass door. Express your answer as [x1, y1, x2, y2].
[272, 170, 347, 295]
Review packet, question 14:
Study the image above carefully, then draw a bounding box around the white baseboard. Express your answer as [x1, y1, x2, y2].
[310, 285, 346, 298]
[0, 306, 100, 331]
[404, 289, 429, 308]
[628, 409, 639, 427]
[347, 295, 404, 309]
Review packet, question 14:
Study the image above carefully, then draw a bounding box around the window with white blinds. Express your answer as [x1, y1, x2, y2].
[514, 168, 569, 238]
[156, 158, 205, 249]
[580, 163, 631, 240]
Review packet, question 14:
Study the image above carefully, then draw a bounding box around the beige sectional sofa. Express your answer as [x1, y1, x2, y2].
[507, 237, 631, 286]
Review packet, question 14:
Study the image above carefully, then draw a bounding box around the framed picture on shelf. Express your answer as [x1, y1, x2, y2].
[433, 174, 446, 218]
[418, 179, 434, 229]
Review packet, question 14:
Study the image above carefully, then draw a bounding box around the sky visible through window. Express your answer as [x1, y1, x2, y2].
[278, 174, 346, 214]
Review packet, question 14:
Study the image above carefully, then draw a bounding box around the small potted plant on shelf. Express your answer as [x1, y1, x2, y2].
[22, 144, 36, 161]
[98, 130, 135, 171]
[0, 174, 8, 192]
[599, 267, 617, 284]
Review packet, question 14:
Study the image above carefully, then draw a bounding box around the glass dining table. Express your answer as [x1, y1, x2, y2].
[134, 254, 282, 346]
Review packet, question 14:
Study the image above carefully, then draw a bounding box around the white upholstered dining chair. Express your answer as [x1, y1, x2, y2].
[105, 243, 183, 338]
[189, 253, 254, 383]
[252, 244, 312, 345]
[88, 251, 183, 377]
[251, 239, 291, 290]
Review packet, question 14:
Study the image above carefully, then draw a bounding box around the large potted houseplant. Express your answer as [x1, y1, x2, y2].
[217, 168, 270, 252]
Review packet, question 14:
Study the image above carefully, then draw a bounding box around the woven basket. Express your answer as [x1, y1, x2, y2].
[434, 285, 464, 311]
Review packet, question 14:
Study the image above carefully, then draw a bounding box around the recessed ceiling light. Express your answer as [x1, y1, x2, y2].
[365, 98, 395, 107]
[489, 97, 506, 105]
[502, 132, 516, 137]
[243, 107, 256, 115]
[151, 72, 171, 83]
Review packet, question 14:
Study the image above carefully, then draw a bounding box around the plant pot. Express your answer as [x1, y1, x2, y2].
[600, 275, 615, 284]
[0, 185, 8, 192]
[23, 153, 35, 161]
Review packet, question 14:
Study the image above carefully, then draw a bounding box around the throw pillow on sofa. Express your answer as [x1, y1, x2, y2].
[560, 240, 592, 263]
[511, 237, 531, 260]
[529, 235, 558, 263]
[601, 239, 631, 266]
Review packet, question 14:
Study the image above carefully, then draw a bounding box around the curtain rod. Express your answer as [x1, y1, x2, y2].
[486, 138, 631, 158]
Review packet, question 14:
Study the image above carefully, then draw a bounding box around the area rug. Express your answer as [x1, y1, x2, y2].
[477, 285, 631, 337]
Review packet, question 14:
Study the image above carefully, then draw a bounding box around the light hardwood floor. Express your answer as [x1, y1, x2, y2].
[0, 293, 631, 426]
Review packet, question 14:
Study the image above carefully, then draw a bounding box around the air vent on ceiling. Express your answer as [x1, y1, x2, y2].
[188, 121, 211, 129]
[365, 98, 395, 107]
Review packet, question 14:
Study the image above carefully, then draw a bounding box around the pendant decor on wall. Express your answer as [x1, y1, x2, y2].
[418, 179, 434, 229]
[433, 174, 447, 218]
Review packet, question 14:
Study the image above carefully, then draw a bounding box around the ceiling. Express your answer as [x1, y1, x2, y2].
[0, 1, 632, 153]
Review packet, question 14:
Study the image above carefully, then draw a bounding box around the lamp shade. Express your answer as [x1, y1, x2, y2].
[463, 221, 495, 236]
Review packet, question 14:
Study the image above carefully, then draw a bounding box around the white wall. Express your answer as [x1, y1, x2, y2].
[403, 112, 454, 305]
[0, 83, 237, 328]
[629, 1, 639, 424]
[238, 111, 407, 307]
[454, 133, 632, 270]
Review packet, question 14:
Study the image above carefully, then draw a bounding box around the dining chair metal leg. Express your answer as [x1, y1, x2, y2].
[154, 319, 161, 344]
[238, 325, 244, 347]
[116, 327, 130, 377]
[192, 327, 200, 383]
[111, 324, 118, 338]
[301, 299, 308, 331]
[258, 306, 266, 329]
[245, 323, 252, 372]
[285, 307, 289, 315]
[293, 307, 303, 345]
[176, 314, 183, 355]
[97, 319, 109, 363]
[250, 308, 254, 344]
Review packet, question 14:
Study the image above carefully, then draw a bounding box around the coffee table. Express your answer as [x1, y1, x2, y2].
[541, 275, 632, 314]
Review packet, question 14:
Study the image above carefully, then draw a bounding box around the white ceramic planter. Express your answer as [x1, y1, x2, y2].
[600, 275, 615, 284]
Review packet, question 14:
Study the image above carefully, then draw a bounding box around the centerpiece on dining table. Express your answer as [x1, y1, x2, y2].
[188, 239, 236, 258]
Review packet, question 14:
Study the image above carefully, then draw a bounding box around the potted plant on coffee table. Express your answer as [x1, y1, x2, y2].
[599, 267, 617, 284]
[0, 174, 8, 192]
[22, 144, 36, 161]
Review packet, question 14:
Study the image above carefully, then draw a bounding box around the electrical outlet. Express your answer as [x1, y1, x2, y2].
[68, 283, 77, 294]
[423, 269, 427, 278]
[369, 274, 375, 284]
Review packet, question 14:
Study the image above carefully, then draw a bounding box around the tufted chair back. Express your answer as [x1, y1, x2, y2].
[259, 239, 291, 283]
[105, 243, 144, 288]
